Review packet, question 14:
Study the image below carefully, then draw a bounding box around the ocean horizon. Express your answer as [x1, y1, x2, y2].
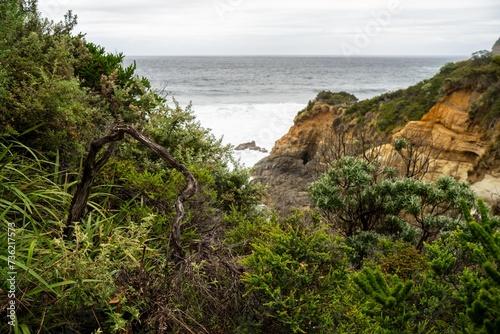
[124, 55, 468, 167]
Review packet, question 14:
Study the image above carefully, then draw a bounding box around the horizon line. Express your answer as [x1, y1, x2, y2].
[125, 54, 469, 58]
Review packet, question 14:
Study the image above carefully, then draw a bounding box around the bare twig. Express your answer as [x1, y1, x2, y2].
[393, 129, 443, 180]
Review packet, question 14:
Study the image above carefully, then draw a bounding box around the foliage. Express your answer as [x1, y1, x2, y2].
[315, 90, 358, 106]
[310, 156, 476, 250]
[76, 42, 149, 92]
[343, 52, 500, 132]
[3, 1, 500, 332]
[379, 240, 427, 280]
[354, 268, 414, 331]
[309, 156, 399, 238]
[0, 2, 263, 331]
[0, 142, 119, 332]
[463, 200, 500, 333]
[240, 212, 348, 333]
[0, 115, 261, 333]
[305, 90, 358, 111]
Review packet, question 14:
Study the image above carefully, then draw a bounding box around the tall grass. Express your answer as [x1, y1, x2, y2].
[0, 141, 127, 332]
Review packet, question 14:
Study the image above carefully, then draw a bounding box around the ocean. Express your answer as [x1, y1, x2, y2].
[124, 56, 466, 167]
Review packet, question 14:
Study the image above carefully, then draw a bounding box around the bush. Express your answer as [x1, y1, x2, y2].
[310, 157, 476, 252]
[240, 212, 348, 333]
[314, 90, 358, 106]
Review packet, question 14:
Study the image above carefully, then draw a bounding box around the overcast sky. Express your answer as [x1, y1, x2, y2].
[37, 0, 500, 56]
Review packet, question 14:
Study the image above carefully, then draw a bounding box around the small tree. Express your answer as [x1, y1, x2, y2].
[310, 156, 399, 238]
[310, 157, 476, 251]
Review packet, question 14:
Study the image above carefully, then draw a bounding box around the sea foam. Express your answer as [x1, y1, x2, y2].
[192, 102, 305, 168]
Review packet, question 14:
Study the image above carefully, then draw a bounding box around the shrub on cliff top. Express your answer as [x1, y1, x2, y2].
[315, 90, 358, 106]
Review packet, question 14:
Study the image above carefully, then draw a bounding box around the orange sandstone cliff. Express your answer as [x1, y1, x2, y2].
[253, 89, 500, 213]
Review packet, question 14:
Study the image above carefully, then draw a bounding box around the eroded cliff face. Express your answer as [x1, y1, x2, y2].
[393, 90, 500, 199]
[253, 104, 343, 213]
[253, 90, 500, 213]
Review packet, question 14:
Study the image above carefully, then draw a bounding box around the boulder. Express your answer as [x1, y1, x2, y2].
[235, 141, 268, 153]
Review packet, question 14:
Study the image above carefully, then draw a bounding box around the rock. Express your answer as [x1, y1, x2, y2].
[492, 37, 500, 56]
[394, 90, 500, 202]
[253, 90, 500, 214]
[253, 104, 338, 214]
[235, 141, 268, 153]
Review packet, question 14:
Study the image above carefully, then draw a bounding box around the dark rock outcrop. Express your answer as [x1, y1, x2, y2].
[253, 104, 341, 214]
[235, 141, 268, 153]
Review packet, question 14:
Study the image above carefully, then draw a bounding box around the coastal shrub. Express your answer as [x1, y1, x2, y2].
[310, 156, 476, 254]
[304, 90, 358, 114]
[309, 156, 400, 238]
[306, 99, 316, 111]
[492, 55, 500, 67]
[0, 123, 260, 333]
[471, 50, 492, 65]
[353, 267, 415, 332]
[0, 0, 166, 169]
[462, 200, 500, 332]
[240, 212, 348, 333]
[315, 90, 358, 106]
[0, 15, 96, 164]
[75, 42, 148, 92]
[349, 201, 500, 333]
[379, 240, 427, 280]
[345, 231, 385, 269]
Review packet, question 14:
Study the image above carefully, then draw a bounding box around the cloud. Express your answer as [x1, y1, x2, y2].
[37, 0, 500, 55]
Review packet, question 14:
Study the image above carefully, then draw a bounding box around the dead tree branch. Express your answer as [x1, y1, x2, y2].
[65, 125, 198, 261]
[393, 129, 443, 180]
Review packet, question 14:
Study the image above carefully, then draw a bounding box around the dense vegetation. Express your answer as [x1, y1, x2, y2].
[1, 1, 500, 333]
[344, 50, 500, 132]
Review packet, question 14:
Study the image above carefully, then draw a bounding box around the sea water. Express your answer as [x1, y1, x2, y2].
[124, 56, 466, 167]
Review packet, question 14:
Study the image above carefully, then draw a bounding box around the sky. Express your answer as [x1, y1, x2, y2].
[37, 0, 500, 56]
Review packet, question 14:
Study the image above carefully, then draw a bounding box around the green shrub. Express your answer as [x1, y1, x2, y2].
[353, 267, 415, 331]
[314, 90, 358, 106]
[463, 200, 500, 333]
[240, 212, 348, 333]
[310, 157, 476, 253]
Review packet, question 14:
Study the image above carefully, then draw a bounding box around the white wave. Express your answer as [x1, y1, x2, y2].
[191, 102, 305, 168]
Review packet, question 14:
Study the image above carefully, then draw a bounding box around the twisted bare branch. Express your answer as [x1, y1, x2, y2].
[66, 125, 198, 261]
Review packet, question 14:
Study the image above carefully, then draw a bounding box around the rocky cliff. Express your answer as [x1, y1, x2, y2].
[253, 88, 500, 213]
[252, 104, 341, 213]
[493, 37, 500, 56]
[393, 90, 500, 198]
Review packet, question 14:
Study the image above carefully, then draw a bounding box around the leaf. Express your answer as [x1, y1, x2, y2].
[0, 255, 57, 295]
[26, 239, 37, 267]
